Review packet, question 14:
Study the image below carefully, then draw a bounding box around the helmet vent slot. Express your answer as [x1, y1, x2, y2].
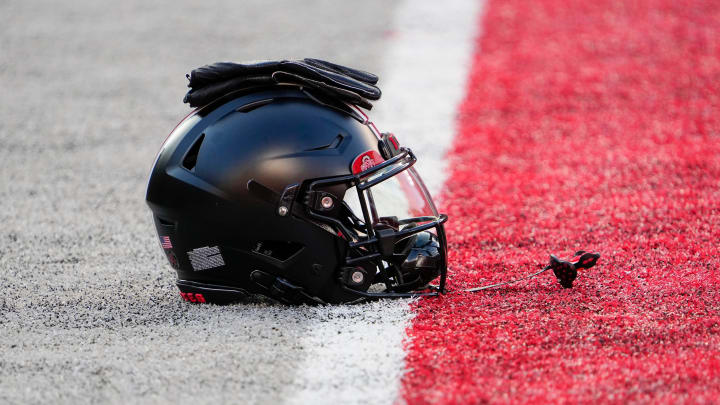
[251, 240, 304, 262]
[305, 134, 344, 151]
[182, 133, 205, 171]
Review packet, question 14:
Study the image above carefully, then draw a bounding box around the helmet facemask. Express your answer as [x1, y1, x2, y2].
[304, 147, 449, 299]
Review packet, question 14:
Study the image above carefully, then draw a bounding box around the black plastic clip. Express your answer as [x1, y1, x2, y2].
[550, 251, 601, 288]
[379, 133, 401, 159]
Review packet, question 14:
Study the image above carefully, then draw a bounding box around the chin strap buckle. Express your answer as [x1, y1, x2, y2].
[549, 251, 601, 288]
[461, 250, 601, 293]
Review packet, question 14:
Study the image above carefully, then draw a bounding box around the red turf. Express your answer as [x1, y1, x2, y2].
[402, 0, 720, 403]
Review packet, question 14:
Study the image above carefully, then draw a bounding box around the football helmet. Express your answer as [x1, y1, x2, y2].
[146, 85, 448, 304]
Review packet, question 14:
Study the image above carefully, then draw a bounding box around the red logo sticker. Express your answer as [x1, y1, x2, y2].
[351, 150, 384, 174]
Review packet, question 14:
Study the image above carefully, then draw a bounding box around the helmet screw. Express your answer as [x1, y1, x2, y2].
[321, 196, 334, 209]
[278, 206, 288, 216]
[351, 270, 364, 284]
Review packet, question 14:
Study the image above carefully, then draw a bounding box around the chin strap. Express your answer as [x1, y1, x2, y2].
[351, 250, 601, 301]
[459, 251, 601, 293]
[242, 251, 601, 304]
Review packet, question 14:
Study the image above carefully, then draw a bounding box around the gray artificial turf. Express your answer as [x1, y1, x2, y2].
[0, 2, 411, 403]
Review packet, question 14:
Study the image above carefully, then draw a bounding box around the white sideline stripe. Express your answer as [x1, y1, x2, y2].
[283, 1, 484, 404]
[372, 0, 484, 198]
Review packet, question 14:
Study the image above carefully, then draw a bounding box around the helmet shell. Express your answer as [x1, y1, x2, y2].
[146, 87, 382, 303]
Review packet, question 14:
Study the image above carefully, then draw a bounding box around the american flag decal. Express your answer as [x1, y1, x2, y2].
[160, 236, 173, 249]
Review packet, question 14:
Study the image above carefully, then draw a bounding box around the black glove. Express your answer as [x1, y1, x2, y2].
[183, 58, 381, 109]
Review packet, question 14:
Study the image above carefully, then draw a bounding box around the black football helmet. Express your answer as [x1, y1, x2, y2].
[146, 85, 448, 304]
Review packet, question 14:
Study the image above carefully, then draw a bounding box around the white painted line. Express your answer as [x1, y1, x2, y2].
[371, 0, 485, 197]
[282, 303, 416, 405]
[284, 1, 484, 404]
